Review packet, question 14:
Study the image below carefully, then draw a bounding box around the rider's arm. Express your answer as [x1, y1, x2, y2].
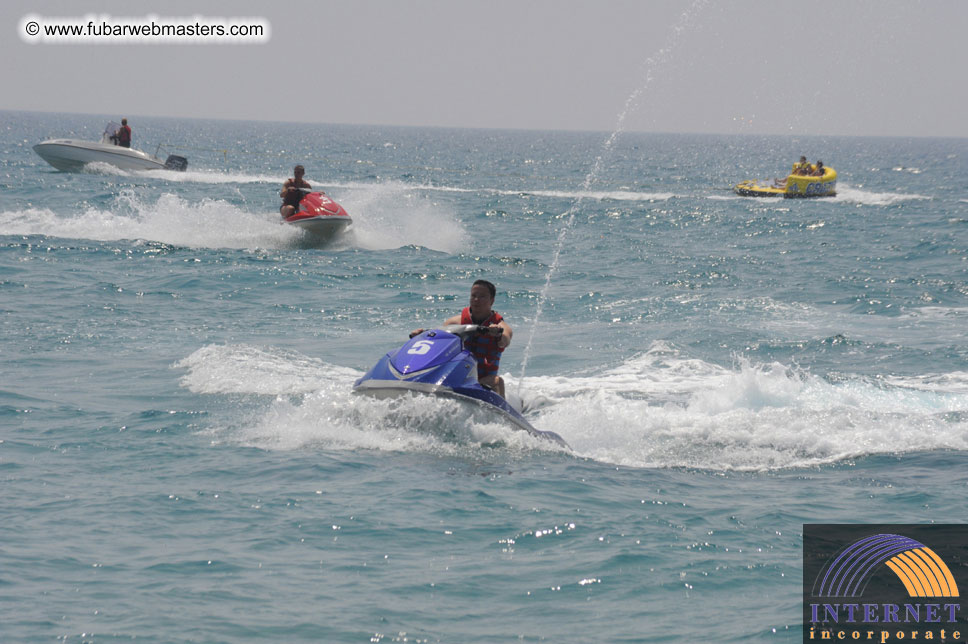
[496, 319, 512, 348]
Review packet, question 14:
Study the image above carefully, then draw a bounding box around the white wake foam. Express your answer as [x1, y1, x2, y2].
[517, 188, 676, 202]
[175, 342, 968, 471]
[333, 181, 468, 252]
[1, 183, 468, 252]
[175, 344, 554, 454]
[832, 184, 931, 206]
[1, 193, 298, 249]
[76, 163, 676, 204]
[77, 163, 287, 186]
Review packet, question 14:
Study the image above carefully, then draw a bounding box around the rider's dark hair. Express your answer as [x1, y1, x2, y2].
[473, 279, 496, 299]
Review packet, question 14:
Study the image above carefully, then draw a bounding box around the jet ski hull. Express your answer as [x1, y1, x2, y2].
[353, 327, 569, 448]
[353, 380, 567, 444]
[284, 192, 352, 240]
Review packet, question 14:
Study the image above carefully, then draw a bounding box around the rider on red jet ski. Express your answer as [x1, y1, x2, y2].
[280, 165, 311, 218]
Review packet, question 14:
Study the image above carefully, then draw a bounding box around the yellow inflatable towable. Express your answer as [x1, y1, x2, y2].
[734, 164, 837, 198]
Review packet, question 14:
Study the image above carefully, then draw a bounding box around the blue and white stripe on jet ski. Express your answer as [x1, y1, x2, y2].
[387, 361, 442, 380]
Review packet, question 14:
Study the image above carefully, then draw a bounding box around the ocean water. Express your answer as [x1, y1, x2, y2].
[2, 110, 967, 643]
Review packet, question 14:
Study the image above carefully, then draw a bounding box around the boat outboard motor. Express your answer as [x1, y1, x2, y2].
[164, 155, 188, 171]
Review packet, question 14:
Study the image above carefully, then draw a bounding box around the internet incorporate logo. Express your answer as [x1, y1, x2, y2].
[803, 525, 966, 644]
[815, 533, 959, 599]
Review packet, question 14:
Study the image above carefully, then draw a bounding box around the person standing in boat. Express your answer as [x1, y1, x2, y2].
[279, 165, 311, 218]
[409, 279, 513, 398]
[110, 118, 131, 147]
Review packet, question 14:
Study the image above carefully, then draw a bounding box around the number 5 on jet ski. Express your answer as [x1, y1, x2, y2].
[410, 280, 512, 398]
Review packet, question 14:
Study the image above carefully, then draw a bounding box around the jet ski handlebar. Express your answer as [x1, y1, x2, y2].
[441, 324, 502, 338]
[408, 324, 503, 340]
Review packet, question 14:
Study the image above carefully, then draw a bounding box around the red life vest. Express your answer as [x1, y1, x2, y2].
[460, 307, 505, 377]
[118, 125, 131, 147]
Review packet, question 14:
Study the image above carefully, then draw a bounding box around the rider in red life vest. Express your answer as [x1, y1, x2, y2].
[409, 280, 513, 398]
[115, 118, 131, 148]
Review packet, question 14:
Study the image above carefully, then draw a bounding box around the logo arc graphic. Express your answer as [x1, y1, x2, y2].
[815, 533, 960, 598]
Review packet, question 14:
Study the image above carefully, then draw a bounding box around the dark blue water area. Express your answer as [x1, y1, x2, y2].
[2, 110, 967, 642]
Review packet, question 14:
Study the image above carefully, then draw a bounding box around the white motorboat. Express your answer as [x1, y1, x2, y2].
[33, 122, 187, 172]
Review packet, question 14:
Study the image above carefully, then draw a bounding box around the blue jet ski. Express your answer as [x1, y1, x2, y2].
[353, 325, 569, 448]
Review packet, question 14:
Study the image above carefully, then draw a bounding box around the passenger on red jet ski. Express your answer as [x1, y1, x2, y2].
[410, 279, 513, 398]
[280, 164, 311, 218]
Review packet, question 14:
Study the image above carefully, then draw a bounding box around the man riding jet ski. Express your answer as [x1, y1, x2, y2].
[278, 164, 352, 239]
[354, 280, 568, 447]
[280, 164, 311, 218]
[410, 279, 512, 397]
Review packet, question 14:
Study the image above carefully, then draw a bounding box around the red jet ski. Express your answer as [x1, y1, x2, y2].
[284, 190, 352, 240]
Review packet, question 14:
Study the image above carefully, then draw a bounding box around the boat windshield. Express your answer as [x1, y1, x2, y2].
[101, 122, 121, 144]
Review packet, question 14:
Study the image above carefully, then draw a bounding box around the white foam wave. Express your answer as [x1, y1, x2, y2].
[329, 181, 674, 203]
[333, 182, 468, 252]
[833, 184, 931, 206]
[175, 342, 968, 471]
[147, 168, 285, 185]
[899, 306, 968, 321]
[61, 164, 934, 209]
[529, 344, 968, 470]
[175, 344, 554, 454]
[1, 183, 468, 252]
[0, 194, 299, 249]
[881, 372, 968, 395]
[67, 161, 278, 185]
[73, 162, 292, 185]
[70, 163, 677, 205]
[175, 345, 356, 396]
[80, 161, 132, 176]
[518, 189, 675, 202]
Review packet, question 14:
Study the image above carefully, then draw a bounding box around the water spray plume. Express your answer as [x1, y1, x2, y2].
[518, 0, 709, 388]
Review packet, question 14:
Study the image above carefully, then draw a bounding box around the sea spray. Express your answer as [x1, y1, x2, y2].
[176, 341, 968, 470]
[517, 0, 709, 386]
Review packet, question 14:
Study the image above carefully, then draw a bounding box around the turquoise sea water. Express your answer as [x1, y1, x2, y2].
[2, 110, 967, 642]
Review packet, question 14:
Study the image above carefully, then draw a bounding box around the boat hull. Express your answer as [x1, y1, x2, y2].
[34, 139, 168, 172]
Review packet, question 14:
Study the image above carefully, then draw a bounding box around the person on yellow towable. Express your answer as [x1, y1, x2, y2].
[733, 157, 836, 198]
